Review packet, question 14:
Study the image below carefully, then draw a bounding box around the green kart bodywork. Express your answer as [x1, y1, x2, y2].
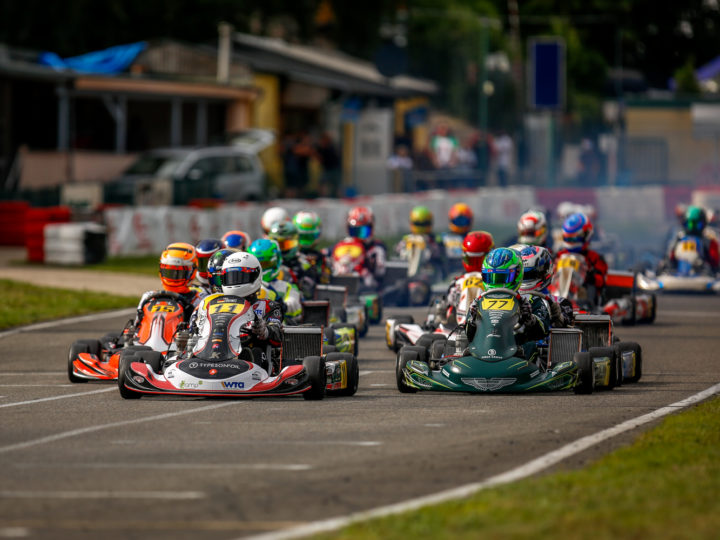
[360, 293, 382, 324]
[397, 288, 586, 394]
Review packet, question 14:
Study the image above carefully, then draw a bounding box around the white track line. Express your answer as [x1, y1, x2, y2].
[0, 388, 116, 408]
[0, 401, 239, 455]
[0, 491, 204, 500]
[0, 308, 134, 339]
[242, 382, 720, 540]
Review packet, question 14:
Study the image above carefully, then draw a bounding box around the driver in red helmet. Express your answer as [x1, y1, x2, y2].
[336, 206, 387, 287]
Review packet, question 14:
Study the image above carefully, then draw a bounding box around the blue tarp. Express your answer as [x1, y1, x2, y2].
[38, 42, 147, 74]
[669, 54, 720, 90]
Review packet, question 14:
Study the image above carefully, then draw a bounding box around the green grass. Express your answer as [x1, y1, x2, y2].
[317, 396, 720, 540]
[11, 255, 159, 276]
[0, 279, 137, 330]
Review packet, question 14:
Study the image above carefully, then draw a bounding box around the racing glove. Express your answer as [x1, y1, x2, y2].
[549, 301, 564, 327]
[518, 299, 536, 328]
[251, 317, 269, 341]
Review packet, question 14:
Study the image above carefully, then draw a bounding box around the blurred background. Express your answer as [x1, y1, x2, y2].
[1, 0, 720, 262]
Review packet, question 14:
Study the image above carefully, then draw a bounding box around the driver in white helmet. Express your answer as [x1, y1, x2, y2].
[187, 252, 283, 357]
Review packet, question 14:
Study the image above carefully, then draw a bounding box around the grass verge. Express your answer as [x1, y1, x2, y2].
[317, 396, 720, 540]
[11, 255, 159, 276]
[0, 279, 137, 330]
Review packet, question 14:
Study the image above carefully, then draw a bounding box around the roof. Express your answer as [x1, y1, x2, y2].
[232, 32, 437, 97]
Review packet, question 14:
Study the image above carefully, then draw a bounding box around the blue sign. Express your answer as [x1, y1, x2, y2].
[528, 39, 565, 110]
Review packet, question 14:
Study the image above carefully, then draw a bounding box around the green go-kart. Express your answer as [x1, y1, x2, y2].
[396, 288, 595, 394]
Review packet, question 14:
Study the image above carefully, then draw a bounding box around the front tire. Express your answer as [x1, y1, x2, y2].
[117, 352, 142, 399]
[302, 356, 326, 400]
[67, 339, 101, 383]
[396, 349, 420, 393]
[573, 351, 595, 394]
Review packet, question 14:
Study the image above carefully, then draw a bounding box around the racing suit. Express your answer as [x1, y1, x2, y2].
[442, 272, 485, 326]
[361, 238, 388, 289]
[189, 292, 283, 358]
[133, 288, 201, 327]
[555, 247, 608, 303]
[263, 278, 303, 325]
[394, 233, 446, 279]
[666, 230, 720, 272]
[299, 246, 332, 285]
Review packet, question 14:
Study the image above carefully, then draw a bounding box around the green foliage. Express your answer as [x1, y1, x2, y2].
[0, 279, 136, 330]
[674, 58, 701, 95]
[316, 396, 720, 539]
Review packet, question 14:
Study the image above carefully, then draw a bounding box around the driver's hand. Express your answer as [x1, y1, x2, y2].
[252, 317, 269, 340]
[518, 300, 535, 327]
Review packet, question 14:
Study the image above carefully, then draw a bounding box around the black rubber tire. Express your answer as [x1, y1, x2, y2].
[372, 297, 383, 324]
[357, 305, 369, 338]
[323, 344, 337, 354]
[67, 339, 102, 383]
[390, 314, 414, 325]
[648, 294, 657, 323]
[117, 352, 142, 399]
[399, 345, 427, 364]
[136, 350, 163, 373]
[323, 326, 336, 345]
[327, 353, 359, 397]
[622, 295, 637, 326]
[429, 337, 448, 360]
[396, 349, 420, 393]
[616, 341, 642, 383]
[573, 351, 594, 394]
[589, 346, 618, 389]
[302, 356, 326, 400]
[416, 333, 447, 350]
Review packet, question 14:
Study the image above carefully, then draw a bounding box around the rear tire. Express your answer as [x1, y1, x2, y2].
[117, 352, 142, 399]
[302, 356, 326, 400]
[396, 349, 420, 393]
[136, 350, 163, 373]
[573, 352, 594, 394]
[390, 314, 414, 325]
[429, 338, 448, 361]
[589, 346, 618, 389]
[616, 341, 642, 383]
[327, 353, 359, 397]
[67, 339, 101, 383]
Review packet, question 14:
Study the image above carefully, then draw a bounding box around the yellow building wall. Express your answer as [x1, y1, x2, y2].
[625, 106, 718, 184]
[251, 73, 283, 189]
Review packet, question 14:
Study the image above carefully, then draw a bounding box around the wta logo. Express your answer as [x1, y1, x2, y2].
[221, 381, 245, 389]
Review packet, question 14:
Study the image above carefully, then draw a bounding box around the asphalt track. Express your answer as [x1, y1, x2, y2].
[1, 294, 719, 540]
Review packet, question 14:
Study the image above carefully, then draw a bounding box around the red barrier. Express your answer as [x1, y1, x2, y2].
[23, 206, 72, 262]
[0, 201, 30, 245]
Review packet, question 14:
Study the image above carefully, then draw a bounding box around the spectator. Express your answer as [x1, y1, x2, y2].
[429, 122, 460, 169]
[470, 130, 495, 186]
[577, 138, 602, 186]
[387, 144, 413, 192]
[494, 130, 513, 187]
[315, 132, 341, 197]
[282, 132, 314, 198]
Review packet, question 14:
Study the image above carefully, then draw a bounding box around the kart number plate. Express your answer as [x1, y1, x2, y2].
[150, 304, 178, 312]
[557, 258, 580, 270]
[481, 298, 514, 310]
[463, 276, 484, 289]
[208, 303, 246, 315]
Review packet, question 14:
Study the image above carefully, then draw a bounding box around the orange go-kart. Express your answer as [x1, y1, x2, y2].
[67, 291, 192, 382]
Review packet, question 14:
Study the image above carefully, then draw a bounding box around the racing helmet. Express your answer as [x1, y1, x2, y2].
[268, 220, 299, 259]
[517, 210, 548, 246]
[347, 206, 374, 240]
[293, 211, 322, 248]
[221, 230, 251, 251]
[261, 206, 290, 235]
[207, 248, 239, 292]
[683, 205, 707, 236]
[514, 244, 554, 292]
[481, 247, 524, 292]
[220, 251, 262, 298]
[462, 230, 494, 272]
[410, 205, 433, 235]
[448, 203, 474, 234]
[562, 212, 593, 253]
[248, 238, 282, 282]
[159, 242, 198, 293]
[195, 238, 223, 285]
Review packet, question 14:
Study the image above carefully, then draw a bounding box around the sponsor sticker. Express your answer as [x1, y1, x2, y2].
[221, 381, 245, 389]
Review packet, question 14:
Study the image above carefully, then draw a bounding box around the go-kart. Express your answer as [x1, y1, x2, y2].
[118, 295, 358, 400]
[329, 239, 383, 323]
[396, 288, 643, 394]
[639, 234, 720, 293]
[549, 252, 656, 325]
[384, 234, 443, 307]
[302, 299, 359, 357]
[396, 288, 592, 394]
[68, 290, 191, 383]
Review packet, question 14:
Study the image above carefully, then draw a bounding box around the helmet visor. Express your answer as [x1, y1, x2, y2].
[197, 256, 211, 274]
[258, 257, 278, 271]
[452, 215, 471, 228]
[349, 224, 372, 239]
[222, 267, 260, 286]
[481, 268, 519, 287]
[160, 265, 193, 281]
[298, 232, 318, 247]
[275, 238, 298, 253]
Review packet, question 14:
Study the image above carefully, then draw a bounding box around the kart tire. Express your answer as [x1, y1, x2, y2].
[396, 349, 419, 393]
[390, 314, 414, 325]
[616, 341, 642, 383]
[358, 305, 369, 338]
[136, 350, 163, 373]
[621, 295, 637, 326]
[323, 344, 337, 354]
[573, 352, 594, 395]
[648, 294, 657, 323]
[589, 346, 618, 389]
[302, 356, 326, 400]
[100, 332, 122, 348]
[399, 345, 428, 364]
[117, 352, 142, 399]
[372, 297, 383, 324]
[429, 337, 448, 361]
[326, 353, 359, 397]
[67, 340, 100, 383]
[323, 326, 336, 345]
[416, 333, 447, 350]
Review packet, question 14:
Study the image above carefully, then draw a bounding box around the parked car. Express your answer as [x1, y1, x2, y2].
[110, 146, 266, 204]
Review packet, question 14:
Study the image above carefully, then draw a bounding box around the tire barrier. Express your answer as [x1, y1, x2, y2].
[44, 223, 107, 265]
[0, 201, 30, 246]
[24, 206, 71, 262]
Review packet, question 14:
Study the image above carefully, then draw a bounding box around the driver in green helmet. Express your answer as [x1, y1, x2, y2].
[293, 211, 331, 285]
[466, 247, 550, 361]
[248, 238, 303, 325]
